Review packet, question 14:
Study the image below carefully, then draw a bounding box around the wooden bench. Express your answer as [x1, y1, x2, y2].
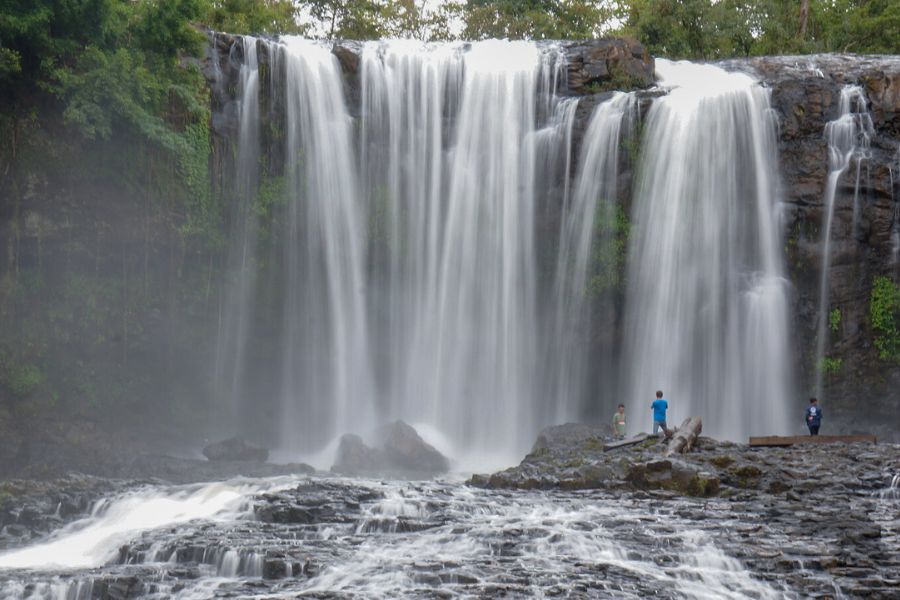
[749, 434, 876, 447]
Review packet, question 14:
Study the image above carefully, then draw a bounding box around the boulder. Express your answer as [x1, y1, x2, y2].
[332, 433, 384, 475]
[331, 421, 449, 477]
[625, 460, 720, 497]
[531, 423, 607, 453]
[202, 437, 268, 462]
[376, 420, 450, 474]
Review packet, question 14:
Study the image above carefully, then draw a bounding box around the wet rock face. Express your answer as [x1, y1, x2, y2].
[202, 437, 269, 462]
[728, 55, 900, 434]
[332, 420, 450, 477]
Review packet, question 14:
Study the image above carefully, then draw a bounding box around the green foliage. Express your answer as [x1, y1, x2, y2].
[588, 205, 630, 296]
[818, 356, 843, 375]
[1, 361, 45, 397]
[615, 0, 899, 59]
[584, 62, 648, 93]
[458, 0, 609, 40]
[829, 307, 841, 333]
[204, 0, 308, 34]
[870, 276, 900, 362]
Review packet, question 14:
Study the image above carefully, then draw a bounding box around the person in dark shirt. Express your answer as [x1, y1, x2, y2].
[805, 397, 822, 435]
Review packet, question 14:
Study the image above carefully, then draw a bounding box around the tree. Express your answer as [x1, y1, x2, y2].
[800, 0, 809, 38]
[457, 0, 610, 40]
[203, 0, 307, 34]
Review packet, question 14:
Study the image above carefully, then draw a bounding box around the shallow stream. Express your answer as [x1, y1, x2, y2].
[1, 473, 897, 598]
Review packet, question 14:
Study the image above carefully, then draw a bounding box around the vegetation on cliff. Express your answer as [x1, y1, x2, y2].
[870, 276, 900, 363]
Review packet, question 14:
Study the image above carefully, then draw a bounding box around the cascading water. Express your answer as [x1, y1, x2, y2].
[621, 60, 793, 440]
[276, 38, 376, 451]
[360, 40, 561, 459]
[814, 85, 874, 400]
[545, 93, 636, 426]
[0, 478, 296, 570]
[891, 147, 899, 268]
[214, 37, 262, 431]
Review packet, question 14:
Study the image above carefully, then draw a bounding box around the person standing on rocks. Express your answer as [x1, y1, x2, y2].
[805, 397, 822, 435]
[651, 391, 668, 436]
[613, 404, 627, 439]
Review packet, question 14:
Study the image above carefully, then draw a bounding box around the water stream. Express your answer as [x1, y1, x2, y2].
[0, 475, 872, 598]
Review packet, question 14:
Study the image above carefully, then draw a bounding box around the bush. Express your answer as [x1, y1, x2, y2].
[2, 363, 45, 397]
[870, 276, 900, 362]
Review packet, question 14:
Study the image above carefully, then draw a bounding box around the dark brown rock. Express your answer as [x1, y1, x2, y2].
[562, 38, 655, 94]
[202, 437, 269, 462]
[331, 421, 450, 477]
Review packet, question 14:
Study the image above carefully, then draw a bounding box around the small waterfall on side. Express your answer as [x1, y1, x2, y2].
[814, 86, 874, 400]
[277, 38, 375, 451]
[880, 474, 900, 500]
[622, 60, 792, 440]
[214, 36, 262, 432]
[545, 93, 636, 426]
[890, 147, 899, 268]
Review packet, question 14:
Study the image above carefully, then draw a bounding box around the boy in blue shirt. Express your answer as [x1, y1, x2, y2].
[651, 390, 668, 436]
[805, 397, 822, 435]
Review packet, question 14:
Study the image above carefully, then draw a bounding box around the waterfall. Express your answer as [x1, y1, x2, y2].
[276, 38, 376, 451]
[545, 93, 636, 426]
[358, 40, 463, 435]
[217, 42, 796, 455]
[214, 36, 262, 432]
[357, 40, 577, 460]
[214, 39, 595, 460]
[814, 85, 874, 400]
[890, 147, 899, 269]
[621, 60, 792, 440]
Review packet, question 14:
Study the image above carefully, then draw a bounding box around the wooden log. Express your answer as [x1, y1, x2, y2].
[603, 433, 649, 451]
[665, 417, 702, 456]
[749, 434, 876, 447]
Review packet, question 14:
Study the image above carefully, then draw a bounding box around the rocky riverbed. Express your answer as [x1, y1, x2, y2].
[0, 431, 897, 599]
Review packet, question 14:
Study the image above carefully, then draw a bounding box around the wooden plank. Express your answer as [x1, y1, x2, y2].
[604, 433, 649, 451]
[749, 434, 876, 447]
